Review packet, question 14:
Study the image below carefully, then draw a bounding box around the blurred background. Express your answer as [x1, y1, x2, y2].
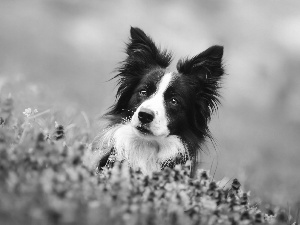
[0, 0, 299, 207]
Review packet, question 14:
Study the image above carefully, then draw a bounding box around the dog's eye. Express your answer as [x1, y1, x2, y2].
[170, 97, 179, 106]
[139, 89, 147, 97]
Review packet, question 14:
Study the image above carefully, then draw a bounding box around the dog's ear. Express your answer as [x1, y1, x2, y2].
[177, 46, 224, 115]
[177, 45, 223, 79]
[126, 27, 172, 69]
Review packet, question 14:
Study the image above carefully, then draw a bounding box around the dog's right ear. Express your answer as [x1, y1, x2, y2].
[107, 27, 172, 117]
[126, 27, 172, 69]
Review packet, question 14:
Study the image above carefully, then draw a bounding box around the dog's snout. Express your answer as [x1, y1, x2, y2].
[138, 108, 154, 124]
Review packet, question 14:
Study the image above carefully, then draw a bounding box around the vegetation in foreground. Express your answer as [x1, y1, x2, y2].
[0, 95, 298, 225]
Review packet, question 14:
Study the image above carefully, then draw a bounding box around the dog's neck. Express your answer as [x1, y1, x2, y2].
[98, 123, 188, 175]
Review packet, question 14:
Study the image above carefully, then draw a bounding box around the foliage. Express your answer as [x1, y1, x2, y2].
[0, 95, 297, 225]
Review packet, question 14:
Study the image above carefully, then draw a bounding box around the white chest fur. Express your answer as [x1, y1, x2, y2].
[93, 123, 188, 175]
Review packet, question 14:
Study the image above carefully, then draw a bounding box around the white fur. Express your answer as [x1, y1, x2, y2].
[131, 72, 173, 137]
[89, 123, 187, 175]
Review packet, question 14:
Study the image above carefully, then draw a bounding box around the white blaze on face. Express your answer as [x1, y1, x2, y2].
[131, 72, 173, 137]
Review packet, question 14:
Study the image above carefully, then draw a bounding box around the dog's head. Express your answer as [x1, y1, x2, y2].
[106, 27, 224, 153]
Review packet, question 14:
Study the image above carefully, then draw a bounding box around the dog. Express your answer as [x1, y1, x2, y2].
[85, 27, 224, 176]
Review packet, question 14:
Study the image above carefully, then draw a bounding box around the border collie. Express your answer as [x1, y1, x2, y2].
[85, 27, 224, 176]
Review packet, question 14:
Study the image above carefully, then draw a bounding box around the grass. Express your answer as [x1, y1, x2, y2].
[0, 93, 298, 225]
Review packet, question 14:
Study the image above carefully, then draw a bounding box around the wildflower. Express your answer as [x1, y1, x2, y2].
[23, 108, 32, 118]
[240, 210, 251, 220]
[216, 190, 225, 205]
[229, 194, 241, 211]
[209, 181, 217, 191]
[200, 170, 209, 180]
[255, 212, 263, 223]
[53, 123, 64, 140]
[265, 214, 276, 224]
[231, 179, 241, 191]
[240, 193, 249, 206]
[23, 108, 38, 118]
[265, 204, 275, 216]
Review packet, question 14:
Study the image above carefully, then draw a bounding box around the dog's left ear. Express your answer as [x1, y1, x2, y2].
[177, 45, 224, 114]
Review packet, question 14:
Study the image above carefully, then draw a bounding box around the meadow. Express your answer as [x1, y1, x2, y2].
[0, 92, 297, 224]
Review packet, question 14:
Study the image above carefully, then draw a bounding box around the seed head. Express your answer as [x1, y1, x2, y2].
[240, 211, 250, 220]
[201, 171, 209, 180]
[255, 212, 263, 223]
[53, 124, 65, 140]
[231, 178, 241, 191]
[240, 193, 249, 205]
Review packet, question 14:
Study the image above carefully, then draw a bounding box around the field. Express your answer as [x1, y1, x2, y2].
[0, 95, 297, 224]
[1, 0, 300, 224]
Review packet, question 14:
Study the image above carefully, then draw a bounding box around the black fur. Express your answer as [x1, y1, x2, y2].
[175, 45, 224, 173]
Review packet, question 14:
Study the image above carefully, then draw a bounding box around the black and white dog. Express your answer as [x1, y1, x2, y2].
[86, 27, 224, 176]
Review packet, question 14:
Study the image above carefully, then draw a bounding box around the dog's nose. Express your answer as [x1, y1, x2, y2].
[138, 108, 154, 124]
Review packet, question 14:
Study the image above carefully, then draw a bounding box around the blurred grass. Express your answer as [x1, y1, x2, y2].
[0, 0, 300, 209]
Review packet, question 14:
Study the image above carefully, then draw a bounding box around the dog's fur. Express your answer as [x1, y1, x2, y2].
[85, 27, 224, 176]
